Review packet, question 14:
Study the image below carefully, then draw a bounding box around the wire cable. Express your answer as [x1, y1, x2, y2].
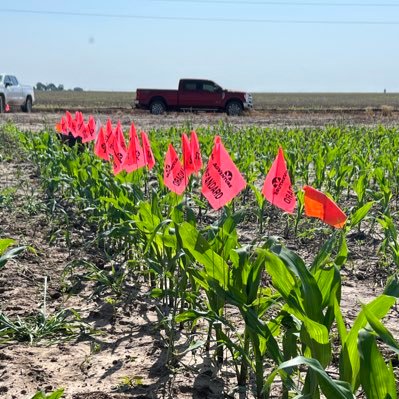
[0, 8, 398, 25]
[149, 0, 399, 7]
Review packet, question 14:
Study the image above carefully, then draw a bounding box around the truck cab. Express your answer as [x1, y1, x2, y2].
[135, 79, 252, 116]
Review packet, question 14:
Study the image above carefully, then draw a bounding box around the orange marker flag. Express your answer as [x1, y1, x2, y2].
[303, 185, 347, 228]
[82, 115, 96, 143]
[262, 147, 296, 214]
[164, 143, 187, 195]
[94, 126, 109, 161]
[182, 133, 195, 177]
[55, 116, 68, 134]
[111, 121, 127, 175]
[190, 130, 202, 173]
[141, 131, 155, 170]
[123, 123, 146, 173]
[202, 136, 246, 210]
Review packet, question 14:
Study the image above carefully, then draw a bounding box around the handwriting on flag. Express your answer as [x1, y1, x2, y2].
[202, 136, 246, 210]
[65, 111, 75, 136]
[94, 126, 109, 161]
[111, 122, 127, 175]
[82, 115, 96, 143]
[123, 123, 146, 173]
[74, 111, 85, 138]
[141, 131, 155, 170]
[190, 130, 202, 173]
[303, 185, 347, 228]
[164, 143, 187, 195]
[262, 147, 296, 213]
[182, 133, 195, 177]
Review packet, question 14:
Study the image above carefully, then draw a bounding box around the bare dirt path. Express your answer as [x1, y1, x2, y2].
[1, 108, 398, 134]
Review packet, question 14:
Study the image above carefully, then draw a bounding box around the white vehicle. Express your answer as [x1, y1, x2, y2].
[0, 73, 35, 113]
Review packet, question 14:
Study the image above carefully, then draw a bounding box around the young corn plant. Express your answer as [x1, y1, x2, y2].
[377, 214, 399, 269]
[0, 238, 25, 271]
[31, 389, 64, 399]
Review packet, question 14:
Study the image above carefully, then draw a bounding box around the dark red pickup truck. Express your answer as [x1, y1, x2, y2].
[135, 79, 253, 116]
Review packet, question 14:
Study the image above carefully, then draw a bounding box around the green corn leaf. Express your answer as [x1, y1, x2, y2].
[268, 244, 324, 323]
[358, 329, 397, 399]
[176, 222, 229, 289]
[279, 356, 354, 399]
[0, 238, 15, 254]
[384, 275, 399, 297]
[31, 388, 64, 399]
[362, 305, 399, 356]
[334, 295, 348, 344]
[175, 309, 217, 323]
[334, 233, 348, 267]
[260, 249, 303, 315]
[300, 317, 332, 367]
[348, 201, 374, 228]
[310, 232, 337, 272]
[339, 295, 396, 390]
[262, 248, 332, 366]
[0, 241, 25, 270]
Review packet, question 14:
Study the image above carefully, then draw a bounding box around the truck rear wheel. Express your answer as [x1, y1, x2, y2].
[23, 96, 32, 113]
[150, 100, 166, 115]
[226, 100, 243, 116]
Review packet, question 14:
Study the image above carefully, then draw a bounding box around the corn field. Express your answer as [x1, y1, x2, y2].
[1, 121, 399, 399]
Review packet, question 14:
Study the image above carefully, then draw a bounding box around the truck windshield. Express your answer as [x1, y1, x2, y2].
[0, 75, 2, 83]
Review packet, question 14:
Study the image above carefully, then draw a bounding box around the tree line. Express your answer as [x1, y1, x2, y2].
[35, 82, 83, 92]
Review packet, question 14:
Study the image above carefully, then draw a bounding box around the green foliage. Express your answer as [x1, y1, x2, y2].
[0, 238, 25, 270]
[0, 308, 89, 344]
[8, 123, 399, 398]
[31, 388, 64, 399]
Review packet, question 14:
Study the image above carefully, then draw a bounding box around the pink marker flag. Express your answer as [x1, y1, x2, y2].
[123, 123, 146, 173]
[82, 115, 96, 143]
[164, 143, 187, 195]
[201, 136, 246, 210]
[74, 111, 85, 138]
[141, 131, 155, 170]
[5, 104, 10, 112]
[104, 119, 115, 153]
[94, 126, 109, 161]
[182, 133, 195, 177]
[111, 122, 127, 175]
[190, 130, 202, 173]
[65, 111, 75, 136]
[262, 147, 296, 214]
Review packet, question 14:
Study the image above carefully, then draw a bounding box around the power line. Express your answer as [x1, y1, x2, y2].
[150, 0, 399, 7]
[0, 8, 398, 25]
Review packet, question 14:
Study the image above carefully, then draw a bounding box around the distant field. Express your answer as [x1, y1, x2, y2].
[34, 90, 399, 111]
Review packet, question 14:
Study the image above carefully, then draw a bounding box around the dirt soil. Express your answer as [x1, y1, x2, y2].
[1, 108, 399, 133]
[0, 110, 398, 399]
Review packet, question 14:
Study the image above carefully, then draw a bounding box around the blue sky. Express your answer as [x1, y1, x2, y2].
[1, 0, 398, 92]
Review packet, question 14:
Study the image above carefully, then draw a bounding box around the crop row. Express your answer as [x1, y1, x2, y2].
[3, 122, 399, 398]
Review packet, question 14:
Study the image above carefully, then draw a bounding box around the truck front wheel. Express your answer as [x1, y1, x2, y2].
[226, 100, 243, 116]
[150, 100, 166, 115]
